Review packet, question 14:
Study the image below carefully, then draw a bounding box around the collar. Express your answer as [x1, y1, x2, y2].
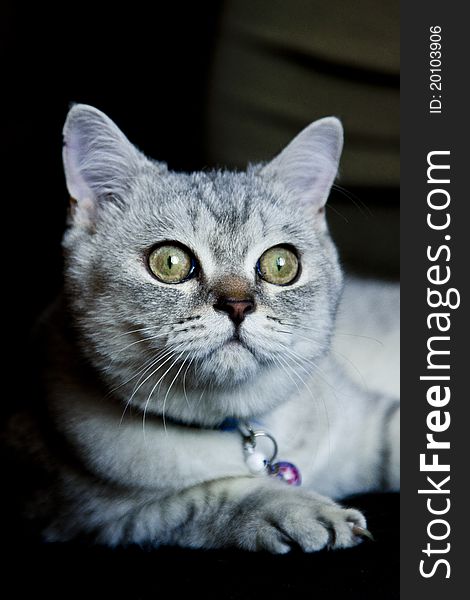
[163, 414, 302, 486]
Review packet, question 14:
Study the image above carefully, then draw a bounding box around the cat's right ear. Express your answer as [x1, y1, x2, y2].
[62, 104, 145, 228]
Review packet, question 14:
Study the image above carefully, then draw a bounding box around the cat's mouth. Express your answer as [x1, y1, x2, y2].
[226, 329, 255, 350]
[224, 337, 246, 350]
[227, 331, 242, 344]
[213, 331, 253, 354]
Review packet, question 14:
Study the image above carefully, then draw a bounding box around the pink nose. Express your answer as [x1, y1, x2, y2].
[213, 298, 255, 325]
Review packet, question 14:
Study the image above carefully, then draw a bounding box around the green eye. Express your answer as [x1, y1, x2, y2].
[148, 244, 196, 283]
[257, 246, 299, 286]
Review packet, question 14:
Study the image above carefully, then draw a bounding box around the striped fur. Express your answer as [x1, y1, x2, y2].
[5, 106, 399, 552]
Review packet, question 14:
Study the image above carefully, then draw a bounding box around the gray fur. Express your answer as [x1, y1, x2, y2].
[6, 105, 399, 552]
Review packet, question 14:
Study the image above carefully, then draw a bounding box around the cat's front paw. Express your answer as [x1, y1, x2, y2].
[236, 489, 368, 554]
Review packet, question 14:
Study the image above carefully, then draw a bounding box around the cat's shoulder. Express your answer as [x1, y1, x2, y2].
[341, 274, 399, 312]
[333, 274, 399, 398]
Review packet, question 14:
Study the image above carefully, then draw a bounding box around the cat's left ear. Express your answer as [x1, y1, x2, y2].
[260, 117, 343, 217]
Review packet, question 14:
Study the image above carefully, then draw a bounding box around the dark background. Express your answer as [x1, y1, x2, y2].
[3, 3, 222, 352]
[3, 3, 399, 598]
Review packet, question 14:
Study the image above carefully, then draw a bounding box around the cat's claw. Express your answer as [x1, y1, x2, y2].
[350, 524, 375, 541]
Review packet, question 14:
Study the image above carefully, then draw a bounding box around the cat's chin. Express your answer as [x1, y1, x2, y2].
[197, 341, 260, 386]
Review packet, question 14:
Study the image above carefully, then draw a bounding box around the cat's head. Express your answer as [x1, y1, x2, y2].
[62, 104, 343, 426]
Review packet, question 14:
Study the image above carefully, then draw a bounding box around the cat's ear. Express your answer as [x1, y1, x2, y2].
[62, 104, 144, 227]
[260, 117, 343, 216]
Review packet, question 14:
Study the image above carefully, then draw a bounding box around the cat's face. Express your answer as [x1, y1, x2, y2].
[62, 105, 343, 425]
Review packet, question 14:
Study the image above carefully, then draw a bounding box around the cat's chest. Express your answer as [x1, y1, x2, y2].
[258, 393, 337, 479]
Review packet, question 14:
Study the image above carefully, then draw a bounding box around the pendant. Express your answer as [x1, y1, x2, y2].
[269, 461, 302, 486]
[241, 422, 302, 486]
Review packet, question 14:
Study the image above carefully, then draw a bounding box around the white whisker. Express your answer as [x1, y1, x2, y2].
[273, 319, 384, 346]
[274, 328, 368, 392]
[161, 352, 192, 435]
[110, 324, 162, 341]
[182, 354, 196, 410]
[109, 331, 171, 364]
[277, 352, 330, 463]
[119, 342, 186, 427]
[111, 349, 167, 396]
[278, 343, 340, 398]
[271, 354, 302, 397]
[142, 347, 187, 438]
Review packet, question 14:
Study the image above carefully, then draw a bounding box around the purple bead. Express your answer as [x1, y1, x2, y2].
[269, 461, 302, 486]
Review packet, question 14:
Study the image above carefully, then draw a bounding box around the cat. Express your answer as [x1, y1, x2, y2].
[5, 104, 399, 553]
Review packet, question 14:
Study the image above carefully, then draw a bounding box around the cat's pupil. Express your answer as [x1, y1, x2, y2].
[168, 255, 179, 269]
[276, 256, 285, 271]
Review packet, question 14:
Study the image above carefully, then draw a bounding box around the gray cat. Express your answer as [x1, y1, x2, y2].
[7, 105, 399, 552]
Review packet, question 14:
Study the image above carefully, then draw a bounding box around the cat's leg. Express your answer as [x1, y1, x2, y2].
[53, 473, 369, 553]
[166, 478, 370, 552]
